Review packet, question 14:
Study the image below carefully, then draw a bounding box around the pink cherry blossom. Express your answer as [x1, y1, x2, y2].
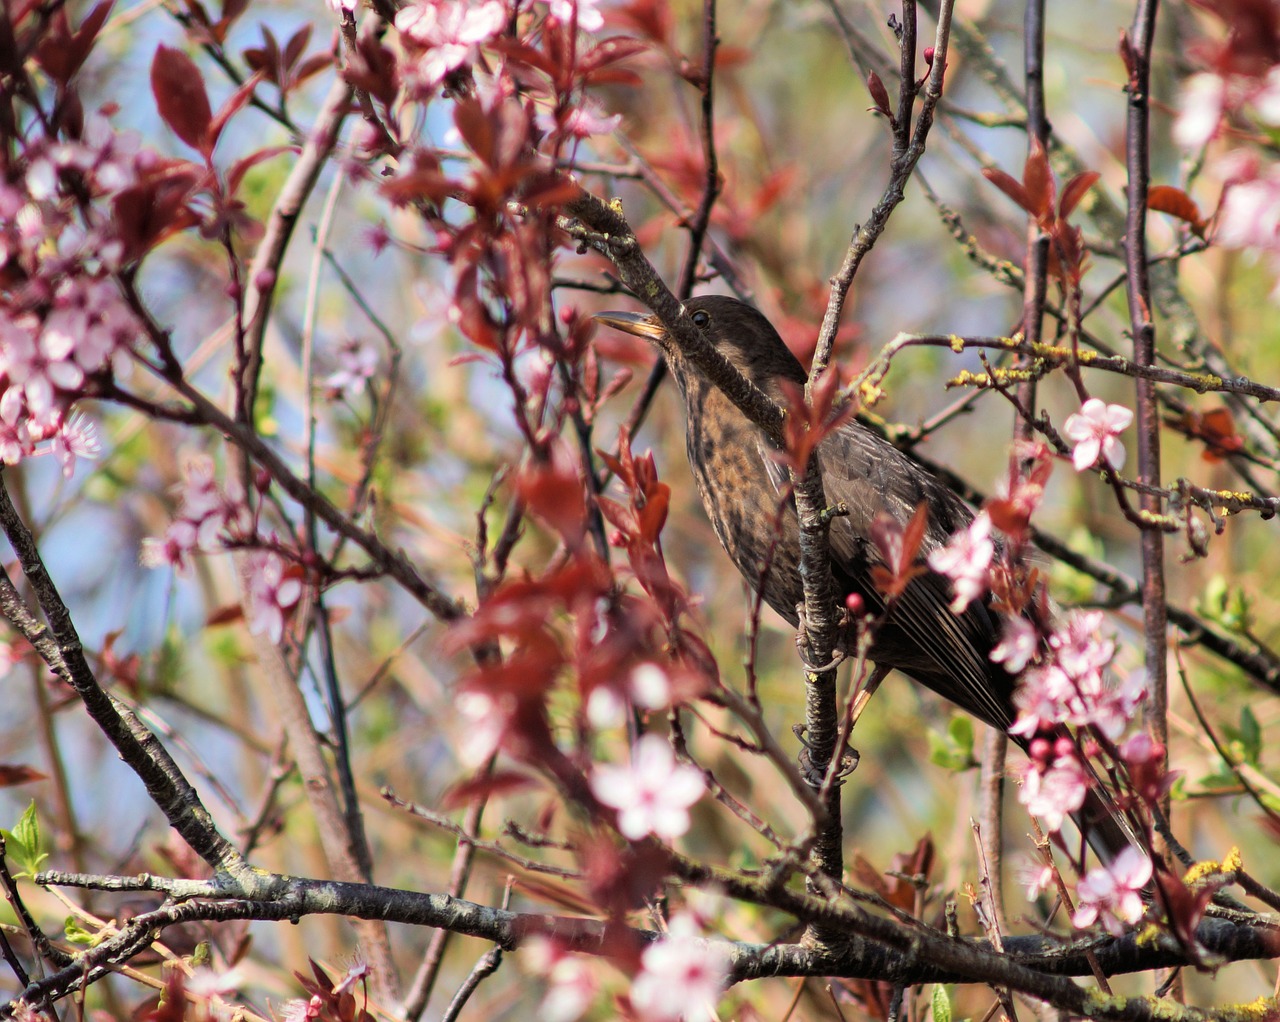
[536, 104, 621, 140]
[1062, 398, 1133, 472]
[1119, 730, 1160, 766]
[1072, 847, 1152, 935]
[1, 315, 84, 433]
[0, 387, 32, 465]
[47, 409, 101, 477]
[527, 938, 600, 1022]
[1048, 610, 1115, 679]
[927, 513, 993, 613]
[630, 912, 728, 1022]
[280, 996, 324, 1022]
[396, 0, 507, 88]
[1216, 169, 1280, 251]
[1009, 664, 1073, 739]
[325, 338, 378, 400]
[590, 734, 705, 840]
[586, 662, 672, 728]
[1015, 857, 1056, 900]
[245, 552, 303, 644]
[139, 518, 199, 573]
[1174, 73, 1227, 149]
[455, 689, 513, 765]
[7, 1001, 50, 1022]
[1017, 751, 1088, 832]
[990, 614, 1038, 674]
[545, 0, 604, 31]
[141, 454, 253, 571]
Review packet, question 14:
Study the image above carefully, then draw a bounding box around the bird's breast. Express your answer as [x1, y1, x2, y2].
[681, 381, 804, 625]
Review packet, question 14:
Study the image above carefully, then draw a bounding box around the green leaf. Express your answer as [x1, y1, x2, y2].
[64, 916, 98, 945]
[1238, 706, 1262, 766]
[1195, 575, 1253, 635]
[3, 801, 48, 877]
[928, 716, 977, 772]
[932, 984, 953, 1022]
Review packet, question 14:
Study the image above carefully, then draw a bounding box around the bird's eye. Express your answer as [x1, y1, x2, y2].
[691, 310, 711, 328]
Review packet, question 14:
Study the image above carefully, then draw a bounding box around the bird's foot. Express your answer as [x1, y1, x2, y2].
[793, 727, 860, 788]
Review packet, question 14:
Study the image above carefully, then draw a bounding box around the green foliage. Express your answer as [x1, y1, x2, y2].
[1048, 526, 1105, 604]
[2, 801, 48, 877]
[928, 715, 977, 772]
[1196, 575, 1254, 636]
[64, 917, 99, 946]
[931, 984, 953, 1022]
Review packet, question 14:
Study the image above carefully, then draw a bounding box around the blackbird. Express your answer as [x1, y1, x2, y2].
[597, 294, 1135, 862]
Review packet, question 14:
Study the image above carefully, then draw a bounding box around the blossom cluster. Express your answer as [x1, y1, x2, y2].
[1173, 8, 1280, 266]
[532, 910, 729, 1022]
[923, 443, 1161, 938]
[140, 454, 252, 575]
[0, 113, 153, 475]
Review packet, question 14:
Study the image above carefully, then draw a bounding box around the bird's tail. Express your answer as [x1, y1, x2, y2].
[1073, 782, 1144, 867]
[1066, 731, 1146, 868]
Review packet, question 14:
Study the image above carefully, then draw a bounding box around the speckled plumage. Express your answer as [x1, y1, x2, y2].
[665, 296, 1015, 731]
[598, 295, 1136, 863]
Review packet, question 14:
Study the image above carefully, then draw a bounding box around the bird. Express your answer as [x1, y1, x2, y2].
[596, 294, 1137, 864]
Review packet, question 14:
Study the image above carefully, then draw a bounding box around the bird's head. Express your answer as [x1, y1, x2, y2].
[595, 295, 806, 388]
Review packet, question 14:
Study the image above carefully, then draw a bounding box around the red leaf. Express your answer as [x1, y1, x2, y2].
[868, 505, 930, 600]
[866, 70, 893, 119]
[636, 481, 670, 541]
[110, 162, 204, 262]
[1022, 137, 1054, 221]
[0, 764, 49, 787]
[207, 71, 263, 156]
[1059, 171, 1100, 219]
[1171, 407, 1244, 462]
[488, 38, 563, 78]
[578, 35, 649, 74]
[1148, 184, 1207, 237]
[440, 770, 539, 808]
[35, 0, 113, 85]
[151, 45, 214, 158]
[982, 167, 1031, 213]
[900, 502, 929, 566]
[515, 445, 588, 546]
[227, 145, 294, 196]
[282, 23, 312, 70]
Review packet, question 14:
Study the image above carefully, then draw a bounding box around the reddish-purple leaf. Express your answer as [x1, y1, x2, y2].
[1022, 137, 1053, 221]
[35, 0, 114, 85]
[1059, 170, 1100, 219]
[293, 53, 333, 85]
[221, 0, 250, 25]
[0, 764, 49, 787]
[282, 24, 312, 69]
[982, 167, 1031, 213]
[440, 770, 539, 808]
[866, 70, 893, 119]
[578, 35, 649, 74]
[151, 45, 214, 157]
[207, 71, 263, 155]
[1148, 184, 1207, 237]
[227, 145, 294, 196]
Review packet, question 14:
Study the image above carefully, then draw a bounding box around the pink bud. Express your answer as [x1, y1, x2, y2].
[845, 593, 864, 616]
[923, 46, 935, 64]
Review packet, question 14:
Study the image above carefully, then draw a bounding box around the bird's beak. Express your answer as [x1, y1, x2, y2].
[593, 310, 667, 341]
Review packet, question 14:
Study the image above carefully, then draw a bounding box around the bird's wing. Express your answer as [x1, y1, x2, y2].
[759, 424, 1013, 731]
